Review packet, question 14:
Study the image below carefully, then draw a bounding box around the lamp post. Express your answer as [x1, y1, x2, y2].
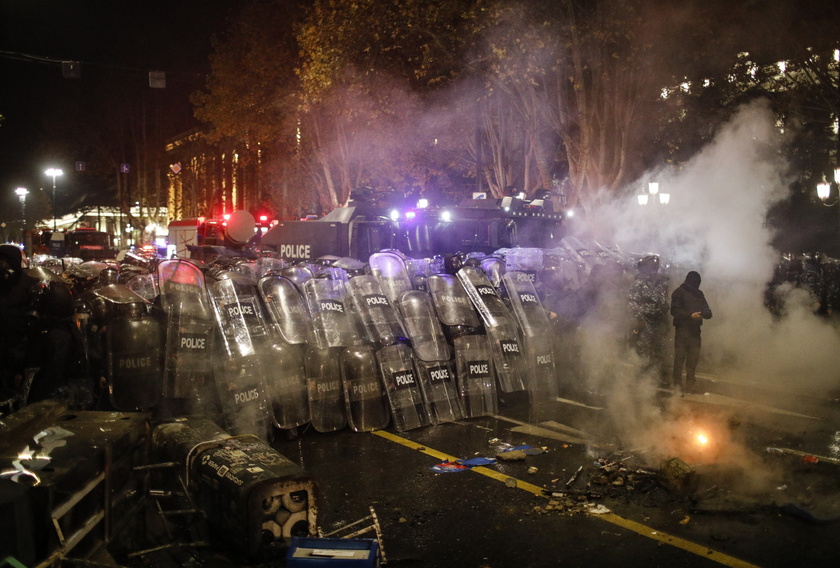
[637, 182, 670, 206]
[45, 167, 63, 231]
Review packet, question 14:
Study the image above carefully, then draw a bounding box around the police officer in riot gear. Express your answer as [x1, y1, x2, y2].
[670, 271, 712, 395]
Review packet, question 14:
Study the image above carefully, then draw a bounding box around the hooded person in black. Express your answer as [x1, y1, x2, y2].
[670, 271, 712, 394]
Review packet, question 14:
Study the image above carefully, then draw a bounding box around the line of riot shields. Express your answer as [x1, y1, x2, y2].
[8, 236, 649, 442]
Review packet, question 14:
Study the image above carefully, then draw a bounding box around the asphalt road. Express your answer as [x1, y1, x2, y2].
[271, 371, 840, 568]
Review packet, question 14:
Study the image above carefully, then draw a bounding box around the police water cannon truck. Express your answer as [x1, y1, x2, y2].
[259, 192, 567, 262]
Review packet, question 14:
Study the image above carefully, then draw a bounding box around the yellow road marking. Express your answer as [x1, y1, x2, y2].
[373, 429, 763, 568]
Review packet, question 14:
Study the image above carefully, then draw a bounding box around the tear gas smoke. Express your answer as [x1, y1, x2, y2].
[589, 99, 840, 392]
[572, 100, 840, 482]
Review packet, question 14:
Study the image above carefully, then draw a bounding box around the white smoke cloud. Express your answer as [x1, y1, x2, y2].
[587, 99, 840, 392]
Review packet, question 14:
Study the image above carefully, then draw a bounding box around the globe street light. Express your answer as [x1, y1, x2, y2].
[45, 167, 63, 231]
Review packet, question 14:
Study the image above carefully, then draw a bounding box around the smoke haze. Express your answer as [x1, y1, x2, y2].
[588, 99, 840, 393]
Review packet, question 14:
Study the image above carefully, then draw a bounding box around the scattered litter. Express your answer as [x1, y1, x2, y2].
[504, 477, 517, 488]
[430, 456, 496, 473]
[776, 484, 788, 491]
[527, 466, 538, 475]
[586, 503, 611, 514]
[496, 449, 527, 461]
[679, 515, 691, 525]
[503, 444, 546, 455]
[459, 457, 496, 467]
[430, 461, 469, 473]
[565, 465, 583, 488]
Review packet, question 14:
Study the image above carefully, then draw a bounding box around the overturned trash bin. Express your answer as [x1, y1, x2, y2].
[152, 417, 318, 561]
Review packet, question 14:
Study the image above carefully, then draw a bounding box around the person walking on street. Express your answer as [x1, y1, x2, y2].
[671, 271, 712, 395]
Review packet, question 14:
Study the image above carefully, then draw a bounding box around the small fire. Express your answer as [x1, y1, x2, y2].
[696, 433, 709, 446]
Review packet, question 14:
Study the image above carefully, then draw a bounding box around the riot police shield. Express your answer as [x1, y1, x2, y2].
[502, 271, 559, 399]
[258, 275, 314, 429]
[341, 344, 390, 432]
[158, 259, 217, 415]
[426, 274, 481, 336]
[560, 235, 603, 275]
[480, 256, 506, 289]
[303, 278, 356, 349]
[91, 284, 163, 411]
[368, 250, 413, 304]
[346, 275, 407, 347]
[396, 290, 463, 423]
[305, 346, 347, 432]
[457, 266, 527, 393]
[504, 248, 543, 287]
[208, 273, 272, 439]
[258, 276, 314, 345]
[280, 265, 314, 291]
[376, 342, 430, 431]
[452, 333, 497, 418]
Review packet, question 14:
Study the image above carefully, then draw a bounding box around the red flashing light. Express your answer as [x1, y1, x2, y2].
[259, 215, 269, 222]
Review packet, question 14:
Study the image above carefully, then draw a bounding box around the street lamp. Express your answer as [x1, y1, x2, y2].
[45, 167, 63, 231]
[637, 182, 670, 205]
[816, 167, 840, 201]
[816, 168, 840, 247]
[15, 187, 28, 225]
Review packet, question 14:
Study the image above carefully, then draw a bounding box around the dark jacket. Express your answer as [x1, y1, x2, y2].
[670, 271, 712, 331]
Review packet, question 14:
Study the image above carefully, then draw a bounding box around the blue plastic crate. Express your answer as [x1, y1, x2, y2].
[286, 537, 380, 567]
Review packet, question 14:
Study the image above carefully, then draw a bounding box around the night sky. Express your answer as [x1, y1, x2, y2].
[1, 0, 838, 227]
[0, 0, 237, 219]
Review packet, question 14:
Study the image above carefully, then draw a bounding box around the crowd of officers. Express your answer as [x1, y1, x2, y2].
[2, 241, 838, 414]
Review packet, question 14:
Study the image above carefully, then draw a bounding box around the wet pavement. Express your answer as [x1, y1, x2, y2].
[270, 372, 840, 568]
[9, 369, 840, 568]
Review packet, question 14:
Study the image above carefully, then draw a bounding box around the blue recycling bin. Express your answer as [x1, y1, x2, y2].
[286, 538, 380, 568]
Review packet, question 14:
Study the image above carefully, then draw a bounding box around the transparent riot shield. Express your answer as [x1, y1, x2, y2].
[480, 256, 506, 289]
[396, 290, 463, 423]
[369, 251, 414, 305]
[258, 275, 313, 429]
[91, 284, 163, 411]
[505, 248, 543, 286]
[376, 342, 430, 431]
[305, 346, 347, 432]
[341, 344, 390, 432]
[452, 333, 497, 418]
[303, 278, 356, 349]
[346, 275, 407, 347]
[208, 274, 272, 440]
[280, 265, 315, 292]
[502, 271, 559, 400]
[258, 275, 314, 345]
[560, 235, 603, 275]
[124, 272, 159, 302]
[158, 259, 217, 416]
[426, 274, 482, 333]
[255, 256, 287, 279]
[457, 266, 527, 393]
